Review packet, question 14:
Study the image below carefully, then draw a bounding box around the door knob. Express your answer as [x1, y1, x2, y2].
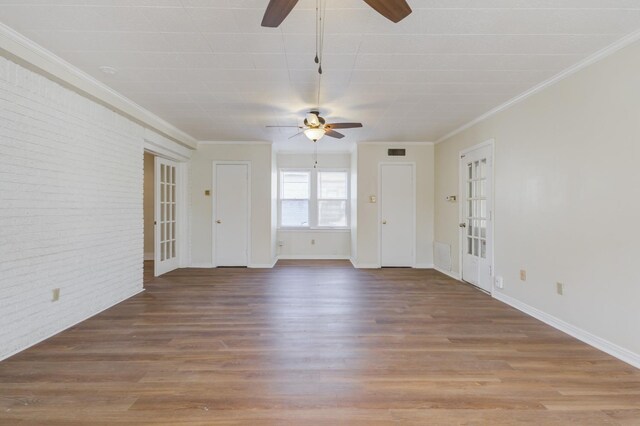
[382, 220, 387, 225]
[216, 220, 222, 224]
[459, 223, 466, 228]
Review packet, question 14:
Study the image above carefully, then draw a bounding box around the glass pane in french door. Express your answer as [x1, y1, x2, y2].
[159, 163, 177, 262]
[465, 158, 488, 259]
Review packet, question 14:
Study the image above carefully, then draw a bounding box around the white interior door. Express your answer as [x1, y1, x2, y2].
[214, 163, 249, 267]
[380, 163, 415, 267]
[460, 144, 493, 292]
[154, 157, 179, 276]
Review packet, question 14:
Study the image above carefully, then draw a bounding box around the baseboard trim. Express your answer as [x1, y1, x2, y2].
[0, 287, 144, 362]
[277, 255, 350, 260]
[434, 266, 461, 281]
[190, 263, 215, 268]
[352, 263, 380, 269]
[413, 263, 434, 269]
[493, 291, 640, 370]
[248, 263, 276, 268]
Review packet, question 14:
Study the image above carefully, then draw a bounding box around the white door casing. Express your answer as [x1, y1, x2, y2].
[154, 157, 179, 276]
[459, 142, 494, 292]
[380, 163, 416, 267]
[213, 163, 250, 267]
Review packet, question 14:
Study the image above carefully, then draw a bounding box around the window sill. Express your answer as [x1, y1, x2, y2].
[278, 227, 351, 232]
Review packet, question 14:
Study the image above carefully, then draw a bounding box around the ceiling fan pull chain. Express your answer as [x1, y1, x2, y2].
[315, 0, 319, 64]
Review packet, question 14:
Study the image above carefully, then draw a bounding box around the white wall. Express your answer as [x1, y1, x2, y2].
[354, 144, 435, 268]
[0, 56, 144, 360]
[276, 153, 351, 259]
[143, 152, 154, 260]
[435, 41, 640, 364]
[350, 148, 358, 263]
[190, 143, 274, 267]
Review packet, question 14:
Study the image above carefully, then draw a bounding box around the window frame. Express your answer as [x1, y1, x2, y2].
[278, 167, 350, 230]
[278, 168, 312, 229]
[316, 169, 350, 229]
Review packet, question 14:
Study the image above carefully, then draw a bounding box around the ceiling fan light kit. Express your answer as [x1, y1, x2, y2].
[304, 128, 326, 142]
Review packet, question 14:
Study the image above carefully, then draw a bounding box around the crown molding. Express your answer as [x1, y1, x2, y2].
[198, 140, 273, 146]
[275, 150, 352, 155]
[435, 29, 640, 144]
[0, 23, 197, 150]
[356, 141, 434, 146]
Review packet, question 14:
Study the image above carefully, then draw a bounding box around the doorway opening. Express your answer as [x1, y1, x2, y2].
[143, 151, 155, 281]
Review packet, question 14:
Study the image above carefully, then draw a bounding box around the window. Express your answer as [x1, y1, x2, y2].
[280, 170, 310, 227]
[317, 171, 348, 227]
[279, 169, 349, 228]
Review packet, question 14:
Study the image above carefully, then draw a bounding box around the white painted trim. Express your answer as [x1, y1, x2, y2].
[276, 149, 353, 155]
[434, 266, 461, 281]
[278, 228, 351, 233]
[0, 288, 144, 362]
[144, 252, 154, 261]
[190, 263, 215, 268]
[435, 29, 640, 144]
[249, 261, 277, 268]
[358, 141, 434, 146]
[212, 161, 252, 267]
[352, 263, 380, 269]
[413, 263, 434, 269]
[278, 255, 350, 260]
[199, 141, 272, 146]
[378, 162, 417, 268]
[493, 292, 640, 370]
[144, 129, 192, 162]
[0, 23, 197, 149]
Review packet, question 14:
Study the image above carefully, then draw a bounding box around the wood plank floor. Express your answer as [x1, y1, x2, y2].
[1, 261, 639, 425]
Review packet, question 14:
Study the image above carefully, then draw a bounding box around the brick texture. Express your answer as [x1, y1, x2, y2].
[0, 57, 144, 360]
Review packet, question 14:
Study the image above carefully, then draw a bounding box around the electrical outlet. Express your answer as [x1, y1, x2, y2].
[556, 282, 564, 296]
[52, 288, 60, 302]
[311, 239, 315, 245]
[520, 270, 527, 281]
[495, 276, 504, 289]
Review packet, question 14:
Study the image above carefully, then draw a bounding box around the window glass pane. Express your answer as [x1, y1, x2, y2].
[281, 171, 310, 199]
[318, 200, 347, 227]
[281, 200, 309, 227]
[318, 172, 347, 199]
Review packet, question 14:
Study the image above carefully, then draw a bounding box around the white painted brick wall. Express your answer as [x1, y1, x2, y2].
[0, 56, 144, 360]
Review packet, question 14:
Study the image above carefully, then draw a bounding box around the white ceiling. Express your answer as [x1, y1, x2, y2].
[2, 0, 640, 151]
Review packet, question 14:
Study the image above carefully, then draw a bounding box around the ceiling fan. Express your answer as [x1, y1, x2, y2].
[261, 0, 412, 28]
[268, 111, 363, 142]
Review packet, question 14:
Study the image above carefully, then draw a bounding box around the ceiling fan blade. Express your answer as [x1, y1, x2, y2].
[288, 131, 304, 139]
[325, 122, 363, 129]
[261, 0, 299, 27]
[325, 130, 345, 139]
[362, 0, 412, 23]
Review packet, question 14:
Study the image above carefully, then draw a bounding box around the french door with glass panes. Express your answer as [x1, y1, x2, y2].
[154, 157, 179, 276]
[460, 143, 493, 292]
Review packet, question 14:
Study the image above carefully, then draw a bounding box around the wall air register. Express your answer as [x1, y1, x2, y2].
[387, 148, 406, 156]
